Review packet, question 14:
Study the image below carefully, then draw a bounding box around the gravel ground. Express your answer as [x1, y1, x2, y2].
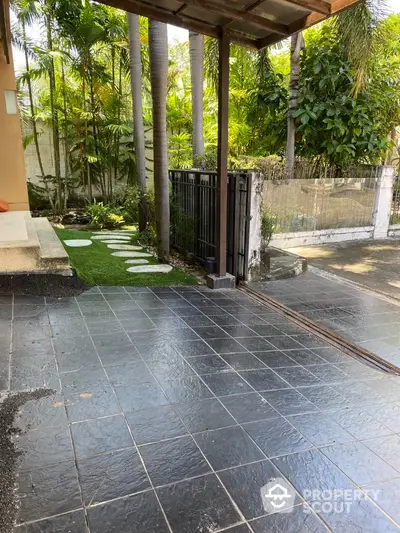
[0, 273, 90, 297]
[0, 389, 54, 533]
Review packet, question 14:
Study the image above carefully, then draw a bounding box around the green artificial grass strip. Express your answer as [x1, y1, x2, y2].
[55, 228, 198, 287]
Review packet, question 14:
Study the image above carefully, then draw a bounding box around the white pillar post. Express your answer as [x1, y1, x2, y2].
[373, 165, 396, 239]
[247, 172, 264, 280]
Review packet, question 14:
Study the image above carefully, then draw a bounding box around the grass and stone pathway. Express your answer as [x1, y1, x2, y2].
[55, 228, 197, 286]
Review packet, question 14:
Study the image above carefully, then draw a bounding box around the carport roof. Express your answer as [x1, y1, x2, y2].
[95, 0, 361, 48]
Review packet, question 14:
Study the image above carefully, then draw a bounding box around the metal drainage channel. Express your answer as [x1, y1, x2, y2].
[239, 284, 400, 376]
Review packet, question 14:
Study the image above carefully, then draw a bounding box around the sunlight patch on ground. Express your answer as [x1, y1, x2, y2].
[289, 247, 335, 259]
[328, 262, 376, 274]
[364, 245, 399, 252]
[388, 281, 400, 288]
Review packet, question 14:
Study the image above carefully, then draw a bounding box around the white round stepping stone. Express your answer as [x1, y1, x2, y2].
[125, 259, 149, 265]
[64, 239, 92, 247]
[91, 235, 131, 240]
[99, 240, 133, 244]
[127, 265, 173, 274]
[107, 244, 142, 251]
[112, 251, 152, 258]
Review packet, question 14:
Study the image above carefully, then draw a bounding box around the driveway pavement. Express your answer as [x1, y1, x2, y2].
[2, 285, 400, 532]
[288, 239, 400, 299]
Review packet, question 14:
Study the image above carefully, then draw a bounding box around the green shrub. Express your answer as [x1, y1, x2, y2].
[86, 201, 124, 229]
[261, 208, 278, 246]
[121, 186, 140, 224]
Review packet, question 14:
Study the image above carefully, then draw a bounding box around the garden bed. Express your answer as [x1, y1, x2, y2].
[55, 228, 198, 286]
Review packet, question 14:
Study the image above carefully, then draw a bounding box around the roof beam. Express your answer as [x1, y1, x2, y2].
[257, 0, 361, 48]
[181, 0, 289, 36]
[95, 0, 259, 47]
[280, 0, 331, 15]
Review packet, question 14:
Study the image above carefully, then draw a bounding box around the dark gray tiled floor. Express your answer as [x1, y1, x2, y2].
[3, 285, 400, 532]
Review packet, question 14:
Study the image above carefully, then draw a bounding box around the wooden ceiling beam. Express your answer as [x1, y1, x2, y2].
[181, 0, 289, 36]
[95, 0, 259, 47]
[280, 0, 331, 15]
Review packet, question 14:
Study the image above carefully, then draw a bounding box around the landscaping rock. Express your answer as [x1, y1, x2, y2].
[127, 265, 173, 274]
[64, 239, 92, 247]
[111, 251, 152, 258]
[107, 244, 142, 251]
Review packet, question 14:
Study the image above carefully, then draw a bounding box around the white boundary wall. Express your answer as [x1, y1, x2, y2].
[248, 165, 396, 255]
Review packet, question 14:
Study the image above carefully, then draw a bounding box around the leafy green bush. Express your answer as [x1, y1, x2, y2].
[86, 201, 124, 229]
[261, 208, 278, 246]
[121, 186, 140, 224]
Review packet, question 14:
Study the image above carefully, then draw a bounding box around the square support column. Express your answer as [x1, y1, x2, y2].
[207, 31, 235, 290]
[373, 165, 395, 239]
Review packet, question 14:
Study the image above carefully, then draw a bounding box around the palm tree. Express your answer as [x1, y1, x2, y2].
[128, 13, 147, 231]
[13, 0, 46, 182]
[286, 32, 303, 178]
[334, 0, 388, 95]
[149, 19, 169, 261]
[189, 31, 204, 165]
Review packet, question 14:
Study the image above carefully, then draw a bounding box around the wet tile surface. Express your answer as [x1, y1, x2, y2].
[6, 284, 400, 532]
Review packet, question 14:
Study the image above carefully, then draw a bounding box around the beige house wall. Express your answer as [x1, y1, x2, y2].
[0, 0, 29, 211]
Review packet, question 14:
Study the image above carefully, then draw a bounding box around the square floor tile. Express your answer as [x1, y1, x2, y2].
[205, 338, 248, 354]
[157, 473, 241, 533]
[267, 336, 303, 351]
[274, 367, 322, 388]
[236, 337, 275, 352]
[191, 326, 229, 340]
[365, 403, 400, 433]
[262, 389, 319, 416]
[272, 449, 355, 500]
[243, 417, 312, 458]
[106, 361, 154, 388]
[251, 505, 329, 532]
[287, 412, 354, 447]
[126, 405, 187, 445]
[239, 369, 290, 392]
[60, 368, 109, 398]
[220, 393, 279, 423]
[311, 347, 349, 364]
[250, 324, 282, 337]
[71, 415, 132, 459]
[322, 441, 398, 486]
[15, 510, 86, 532]
[307, 364, 350, 384]
[65, 387, 120, 422]
[87, 490, 169, 532]
[161, 376, 214, 403]
[16, 425, 73, 471]
[139, 436, 210, 486]
[328, 409, 394, 440]
[186, 355, 230, 374]
[97, 345, 141, 367]
[194, 426, 265, 470]
[16, 461, 81, 523]
[283, 349, 327, 366]
[15, 393, 68, 432]
[221, 353, 267, 371]
[202, 372, 252, 396]
[366, 478, 400, 525]
[173, 339, 216, 357]
[174, 398, 236, 433]
[299, 384, 355, 411]
[218, 460, 300, 519]
[115, 382, 170, 412]
[221, 325, 256, 338]
[255, 351, 298, 369]
[77, 448, 149, 505]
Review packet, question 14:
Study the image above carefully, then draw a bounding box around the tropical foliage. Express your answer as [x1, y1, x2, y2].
[11, 0, 400, 247]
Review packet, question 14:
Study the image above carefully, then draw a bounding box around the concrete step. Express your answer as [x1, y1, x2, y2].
[33, 217, 71, 274]
[0, 211, 40, 273]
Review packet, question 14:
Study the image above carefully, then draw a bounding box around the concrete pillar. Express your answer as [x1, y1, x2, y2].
[247, 172, 264, 280]
[372, 165, 395, 239]
[0, 0, 29, 211]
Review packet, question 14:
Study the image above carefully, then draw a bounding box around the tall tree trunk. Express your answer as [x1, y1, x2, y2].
[189, 31, 204, 166]
[46, 13, 63, 211]
[22, 20, 45, 180]
[61, 59, 69, 210]
[149, 20, 169, 261]
[128, 13, 147, 231]
[286, 32, 303, 179]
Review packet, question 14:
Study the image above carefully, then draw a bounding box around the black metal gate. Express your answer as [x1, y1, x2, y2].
[169, 170, 252, 282]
